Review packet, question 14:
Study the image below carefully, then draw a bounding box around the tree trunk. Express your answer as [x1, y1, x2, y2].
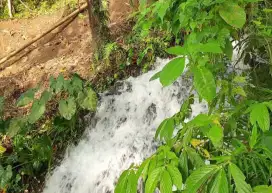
[7, 0, 13, 18]
[85, 0, 98, 40]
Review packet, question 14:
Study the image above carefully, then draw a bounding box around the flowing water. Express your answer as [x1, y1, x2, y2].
[43, 58, 207, 193]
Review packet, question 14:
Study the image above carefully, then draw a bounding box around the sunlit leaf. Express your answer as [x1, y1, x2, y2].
[210, 169, 229, 193]
[167, 165, 182, 190]
[193, 66, 216, 102]
[250, 103, 270, 132]
[219, 3, 246, 29]
[160, 170, 172, 193]
[229, 163, 252, 193]
[145, 167, 162, 193]
[184, 165, 218, 193]
[160, 57, 186, 86]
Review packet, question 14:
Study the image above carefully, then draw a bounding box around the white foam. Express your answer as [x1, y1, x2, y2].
[43, 58, 206, 193]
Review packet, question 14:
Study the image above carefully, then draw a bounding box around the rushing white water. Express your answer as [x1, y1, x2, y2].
[43, 58, 207, 193]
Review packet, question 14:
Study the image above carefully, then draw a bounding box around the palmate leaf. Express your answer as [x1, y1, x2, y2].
[193, 66, 216, 102]
[210, 169, 229, 193]
[145, 167, 163, 193]
[167, 165, 182, 190]
[219, 3, 246, 29]
[229, 163, 252, 193]
[250, 103, 270, 132]
[184, 165, 218, 193]
[160, 170, 172, 193]
[159, 57, 186, 87]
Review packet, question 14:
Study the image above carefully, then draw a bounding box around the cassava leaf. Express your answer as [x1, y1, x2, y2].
[184, 165, 218, 193]
[127, 172, 138, 193]
[145, 167, 163, 193]
[160, 170, 172, 193]
[199, 42, 222, 53]
[229, 163, 252, 193]
[249, 125, 258, 149]
[250, 103, 270, 132]
[253, 185, 272, 193]
[115, 170, 129, 193]
[167, 165, 182, 190]
[193, 66, 216, 102]
[206, 125, 223, 148]
[159, 57, 186, 86]
[210, 169, 229, 193]
[179, 151, 189, 180]
[150, 71, 161, 81]
[219, 3, 246, 29]
[166, 46, 187, 55]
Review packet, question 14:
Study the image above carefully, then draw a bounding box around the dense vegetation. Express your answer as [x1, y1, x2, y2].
[0, 0, 271, 192]
[115, 0, 272, 193]
[0, 0, 78, 18]
[0, 75, 97, 192]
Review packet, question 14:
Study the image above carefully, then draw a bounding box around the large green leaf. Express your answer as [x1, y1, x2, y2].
[167, 165, 182, 190]
[193, 66, 216, 102]
[184, 165, 218, 193]
[126, 172, 138, 193]
[166, 46, 187, 55]
[77, 88, 97, 111]
[28, 99, 46, 124]
[7, 118, 26, 137]
[229, 163, 252, 193]
[253, 185, 272, 193]
[250, 103, 270, 132]
[199, 42, 222, 54]
[155, 118, 174, 141]
[16, 89, 35, 107]
[210, 169, 229, 193]
[115, 170, 129, 193]
[206, 125, 223, 148]
[145, 167, 162, 193]
[249, 125, 258, 149]
[156, 0, 171, 21]
[0, 165, 12, 189]
[58, 97, 76, 120]
[186, 147, 205, 168]
[160, 170, 172, 193]
[159, 57, 186, 87]
[219, 3, 246, 29]
[55, 74, 65, 93]
[179, 151, 189, 180]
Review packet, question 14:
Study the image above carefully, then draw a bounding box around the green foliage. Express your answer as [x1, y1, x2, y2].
[115, 0, 272, 193]
[0, 74, 97, 192]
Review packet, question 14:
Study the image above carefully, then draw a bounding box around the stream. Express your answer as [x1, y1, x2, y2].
[43, 58, 208, 193]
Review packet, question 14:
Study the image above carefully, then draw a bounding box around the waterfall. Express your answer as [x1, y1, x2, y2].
[43, 58, 207, 193]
